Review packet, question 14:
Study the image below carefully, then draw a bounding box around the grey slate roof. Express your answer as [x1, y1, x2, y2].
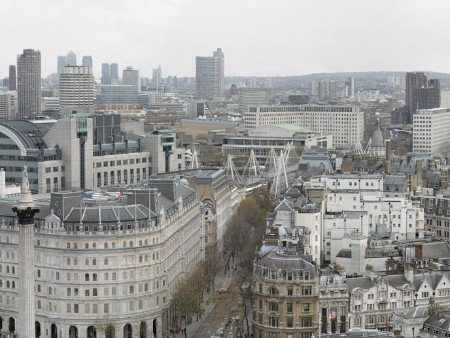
[424, 313, 450, 334]
[423, 242, 450, 259]
[345, 277, 375, 291]
[258, 250, 316, 272]
[386, 275, 410, 289]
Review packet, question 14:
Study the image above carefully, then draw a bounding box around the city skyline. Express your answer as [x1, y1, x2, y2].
[2, 0, 450, 78]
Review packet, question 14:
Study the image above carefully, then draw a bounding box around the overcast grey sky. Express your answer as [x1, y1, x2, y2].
[2, 0, 450, 78]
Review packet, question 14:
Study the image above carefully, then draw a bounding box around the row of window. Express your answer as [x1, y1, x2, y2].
[35, 296, 164, 314]
[260, 301, 311, 313]
[44, 166, 64, 173]
[257, 284, 314, 296]
[95, 157, 149, 168]
[256, 314, 313, 328]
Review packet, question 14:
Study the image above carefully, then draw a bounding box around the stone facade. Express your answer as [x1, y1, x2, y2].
[0, 179, 204, 338]
[251, 230, 320, 338]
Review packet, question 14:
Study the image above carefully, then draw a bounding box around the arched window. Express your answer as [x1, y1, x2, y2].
[93, 273, 97, 282]
[139, 240, 142, 246]
[85, 274, 89, 282]
[104, 258, 109, 266]
[112, 242, 116, 248]
[104, 243, 108, 249]
[129, 241, 133, 247]
[11, 281, 15, 289]
[11, 267, 14, 274]
[37, 284, 41, 292]
[37, 269, 41, 277]
[139, 256, 143, 263]
[85, 243, 89, 249]
[93, 243, 96, 249]
[85, 259, 89, 266]
[93, 259, 97, 266]
[74, 259, 78, 265]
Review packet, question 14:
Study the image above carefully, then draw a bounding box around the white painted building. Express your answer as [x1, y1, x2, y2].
[244, 105, 364, 146]
[413, 107, 450, 155]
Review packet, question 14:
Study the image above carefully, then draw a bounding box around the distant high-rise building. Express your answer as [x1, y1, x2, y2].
[238, 88, 271, 115]
[387, 75, 406, 89]
[82, 56, 93, 68]
[345, 77, 355, 99]
[122, 66, 140, 91]
[57, 56, 67, 73]
[406, 72, 427, 121]
[59, 66, 94, 115]
[66, 51, 77, 66]
[101, 63, 111, 85]
[416, 79, 440, 110]
[110, 63, 119, 84]
[310, 81, 318, 96]
[195, 48, 224, 100]
[406, 72, 440, 123]
[152, 65, 162, 91]
[17, 49, 41, 119]
[0, 91, 16, 121]
[318, 80, 336, 101]
[8, 65, 16, 91]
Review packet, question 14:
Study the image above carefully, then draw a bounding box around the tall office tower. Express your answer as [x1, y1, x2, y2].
[8, 65, 16, 91]
[122, 66, 140, 91]
[238, 87, 271, 115]
[152, 65, 162, 90]
[213, 48, 224, 97]
[110, 63, 119, 84]
[82, 56, 93, 68]
[101, 63, 111, 85]
[17, 49, 42, 119]
[318, 80, 336, 100]
[195, 48, 224, 99]
[57, 56, 67, 73]
[66, 51, 77, 66]
[416, 79, 441, 110]
[345, 77, 355, 99]
[59, 66, 94, 115]
[406, 72, 427, 122]
[406, 72, 440, 123]
[311, 81, 318, 96]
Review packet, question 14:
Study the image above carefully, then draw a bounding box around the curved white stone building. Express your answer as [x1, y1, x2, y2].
[0, 179, 204, 338]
